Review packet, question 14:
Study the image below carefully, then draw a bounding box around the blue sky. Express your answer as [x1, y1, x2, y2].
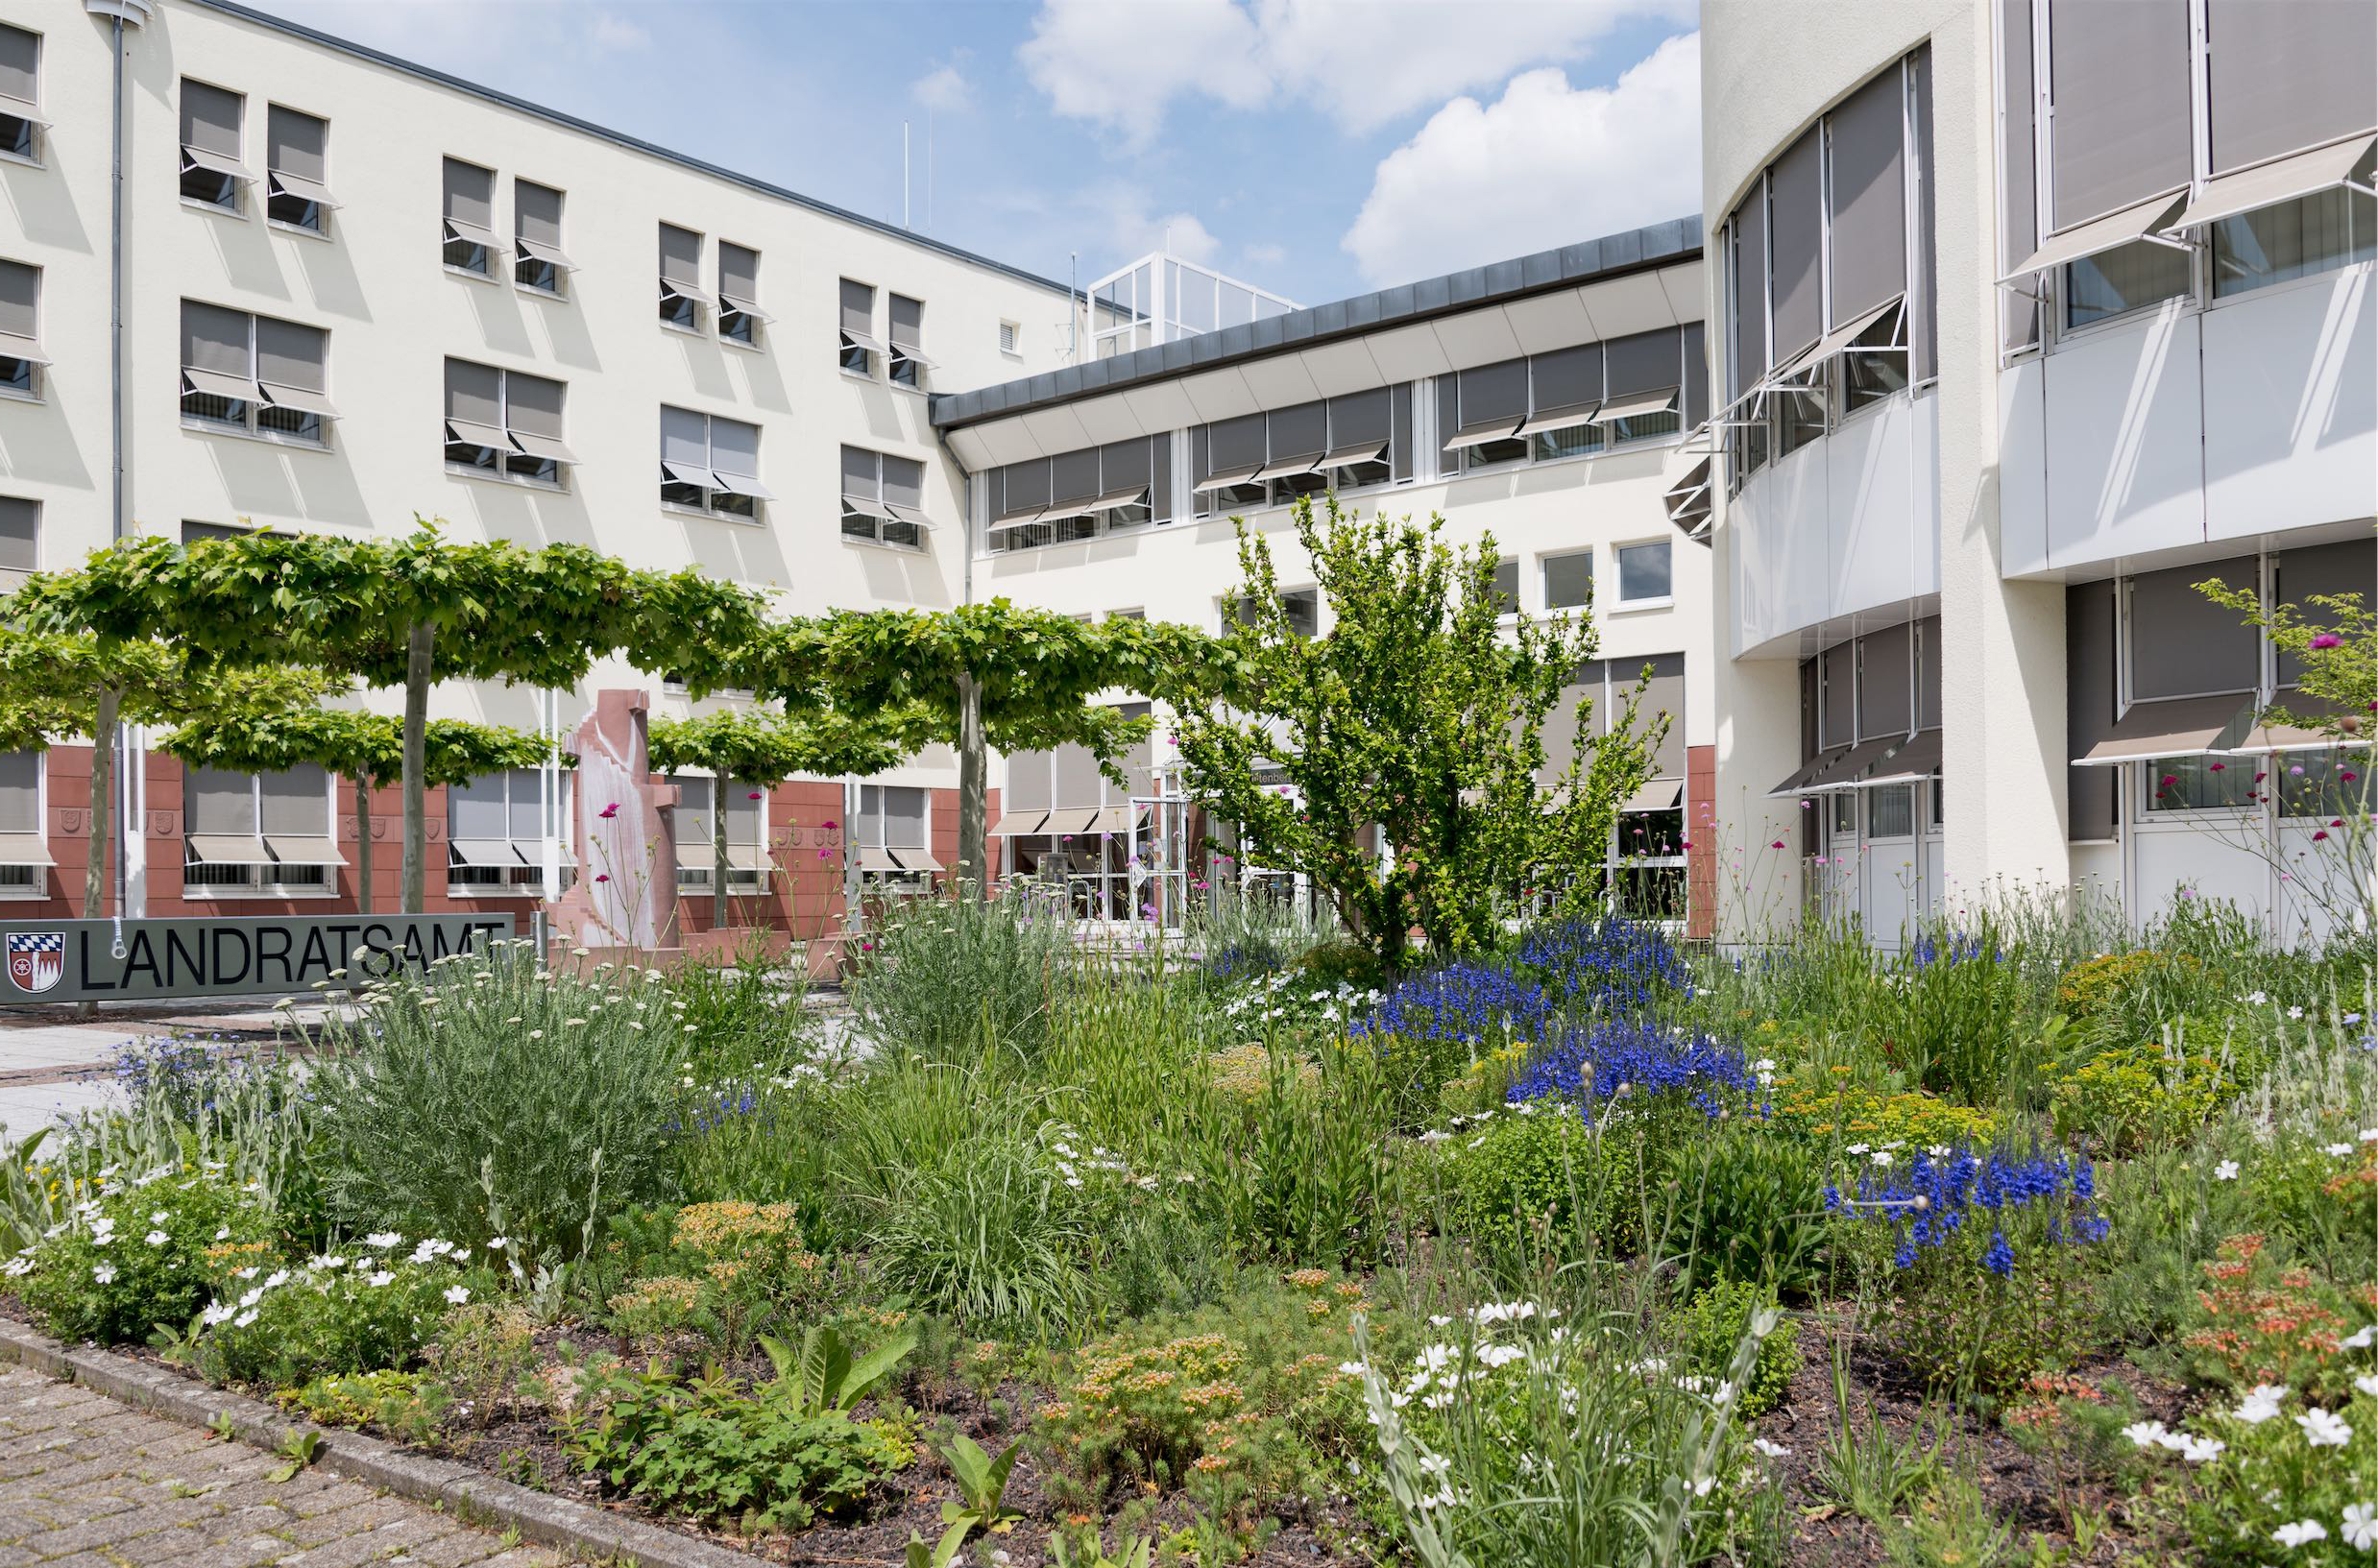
[247, 0, 1702, 307]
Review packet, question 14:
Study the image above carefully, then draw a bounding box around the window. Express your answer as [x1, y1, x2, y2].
[0, 495, 36, 573]
[181, 302, 336, 445]
[671, 776, 767, 889]
[887, 294, 933, 388]
[264, 105, 333, 232]
[182, 764, 338, 894]
[181, 519, 275, 544]
[179, 80, 249, 210]
[0, 750, 42, 891]
[0, 24, 44, 165]
[513, 181, 574, 294]
[2065, 238, 2192, 329]
[658, 223, 709, 330]
[1442, 330, 1689, 476]
[1543, 551, 1593, 612]
[998, 320, 1020, 355]
[1614, 541, 1673, 607]
[2211, 186, 2376, 299]
[662, 407, 771, 519]
[441, 157, 497, 274]
[840, 445, 928, 548]
[2145, 753, 2257, 813]
[0, 259, 42, 400]
[1193, 388, 1405, 517]
[856, 784, 936, 880]
[838, 278, 880, 374]
[1491, 559, 1521, 616]
[1868, 784, 1915, 838]
[447, 768, 551, 891]
[718, 243, 766, 343]
[991, 436, 1169, 551]
[444, 359, 576, 486]
[1228, 589, 1319, 639]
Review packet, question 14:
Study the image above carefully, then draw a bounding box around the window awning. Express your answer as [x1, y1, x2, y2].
[1802, 735, 1905, 791]
[512, 234, 575, 270]
[2172, 134, 2378, 234]
[2073, 692, 2255, 766]
[989, 809, 1048, 836]
[1322, 441, 1388, 468]
[445, 418, 508, 451]
[1620, 777, 1685, 813]
[889, 343, 937, 370]
[449, 838, 522, 869]
[2228, 693, 2373, 754]
[665, 459, 725, 489]
[265, 834, 346, 866]
[2000, 188, 2189, 284]
[718, 292, 772, 324]
[840, 326, 886, 354]
[1852, 727, 1943, 787]
[1807, 296, 1905, 365]
[673, 838, 769, 874]
[185, 833, 274, 865]
[183, 367, 261, 403]
[1081, 487, 1150, 514]
[261, 382, 339, 420]
[0, 103, 47, 130]
[660, 277, 716, 308]
[266, 169, 339, 208]
[856, 845, 903, 874]
[883, 502, 933, 529]
[1663, 456, 1713, 539]
[1768, 748, 1851, 798]
[726, 844, 770, 873]
[181, 145, 252, 181]
[889, 846, 945, 873]
[1192, 463, 1263, 494]
[1517, 403, 1599, 438]
[1043, 808, 1102, 837]
[0, 329, 46, 368]
[710, 469, 776, 501]
[0, 832, 53, 866]
[441, 215, 500, 251]
[1081, 804, 1150, 836]
[1591, 387, 1680, 425]
[1250, 454, 1323, 481]
[509, 429, 580, 466]
[1443, 419, 1524, 449]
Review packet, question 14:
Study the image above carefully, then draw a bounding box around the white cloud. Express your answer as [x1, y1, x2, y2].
[1342, 33, 1700, 286]
[1019, 0, 1686, 138]
[1104, 204, 1223, 266]
[1241, 240, 1287, 267]
[912, 56, 975, 114]
[588, 12, 651, 54]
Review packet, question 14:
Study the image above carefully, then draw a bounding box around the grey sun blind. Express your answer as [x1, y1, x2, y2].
[1530, 344, 1602, 413]
[888, 294, 924, 349]
[182, 302, 250, 374]
[1007, 751, 1052, 811]
[1390, 383, 1415, 481]
[2128, 557, 2260, 701]
[1267, 401, 1325, 462]
[2274, 538, 2377, 685]
[1101, 437, 1153, 492]
[1053, 743, 1103, 809]
[1682, 322, 1709, 428]
[838, 444, 879, 502]
[254, 317, 325, 392]
[1536, 672, 1594, 786]
[1732, 187, 1768, 394]
[1635, 653, 1687, 778]
[505, 373, 565, 438]
[879, 785, 928, 849]
[720, 242, 759, 301]
[186, 769, 255, 835]
[181, 80, 242, 159]
[1769, 129, 1822, 360]
[1605, 327, 1680, 398]
[448, 776, 507, 842]
[0, 25, 35, 109]
[1799, 659, 1819, 763]
[443, 359, 500, 426]
[1326, 386, 1391, 448]
[2001, 0, 2040, 350]
[659, 224, 700, 287]
[2206, 0, 2378, 174]
[1915, 615, 1943, 731]
[1457, 358, 1527, 430]
[882, 454, 924, 510]
[2047, 0, 2193, 229]
[1856, 623, 1912, 738]
[707, 416, 759, 477]
[1206, 413, 1266, 474]
[0, 496, 36, 573]
[516, 181, 564, 249]
[1910, 46, 1938, 382]
[0, 754, 29, 838]
[839, 279, 875, 337]
[259, 765, 328, 836]
[265, 105, 324, 184]
[0, 260, 35, 341]
[997, 456, 1049, 516]
[1050, 448, 1101, 505]
[1829, 64, 1908, 323]
[1819, 640, 1856, 749]
[663, 409, 714, 474]
[442, 157, 492, 229]
[2066, 582, 2117, 840]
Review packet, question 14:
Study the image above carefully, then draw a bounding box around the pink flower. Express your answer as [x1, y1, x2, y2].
[594, 873, 610, 883]
[1679, 840, 1692, 850]
[2342, 772, 2359, 784]
[1800, 800, 1812, 809]
[2313, 830, 2330, 841]
[2255, 772, 2269, 784]
[2209, 761, 2225, 772]
[2309, 633, 2343, 650]
[747, 790, 764, 800]
[2160, 774, 2178, 788]
[1770, 839, 1786, 850]
[822, 819, 838, 831]
[2333, 818, 2346, 828]
[598, 803, 619, 819]
[817, 848, 830, 859]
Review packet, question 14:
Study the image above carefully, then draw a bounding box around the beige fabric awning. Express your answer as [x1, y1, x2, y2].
[2171, 134, 2377, 233]
[0, 832, 53, 866]
[1803, 735, 1905, 791]
[890, 846, 945, 873]
[185, 833, 274, 864]
[2074, 693, 2255, 766]
[1768, 747, 1850, 798]
[264, 834, 346, 866]
[2229, 694, 2373, 755]
[183, 367, 262, 403]
[1517, 403, 1599, 437]
[1590, 387, 1679, 425]
[181, 145, 252, 181]
[1082, 804, 1148, 835]
[510, 429, 581, 466]
[267, 169, 339, 208]
[445, 418, 509, 451]
[2001, 188, 2188, 283]
[856, 845, 902, 873]
[989, 809, 1048, 836]
[0, 329, 47, 368]
[261, 382, 339, 420]
[1851, 727, 1943, 787]
[1443, 420, 1523, 449]
[449, 838, 522, 868]
[513, 234, 575, 270]
[1620, 778, 1684, 813]
[441, 214, 500, 251]
[1192, 463, 1263, 494]
[1320, 441, 1388, 468]
[1043, 808, 1101, 837]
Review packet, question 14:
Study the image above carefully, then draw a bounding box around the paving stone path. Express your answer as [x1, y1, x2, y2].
[0, 1365, 564, 1568]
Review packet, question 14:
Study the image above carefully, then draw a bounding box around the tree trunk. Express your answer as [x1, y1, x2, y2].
[714, 780, 729, 931]
[354, 776, 374, 916]
[84, 687, 118, 921]
[400, 621, 433, 913]
[957, 672, 986, 902]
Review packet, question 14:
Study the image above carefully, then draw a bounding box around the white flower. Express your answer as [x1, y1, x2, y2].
[2326, 1143, 2356, 1158]
[2123, 1420, 2172, 1449]
[149, 1210, 168, 1224]
[1, 1257, 31, 1278]
[144, 1230, 168, 1246]
[263, 1269, 288, 1290]
[2245, 990, 2269, 1005]
[91, 1264, 116, 1285]
[1752, 1437, 1790, 1459]
[199, 1303, 233, 1327]
[1846, 1143, 1870, 1155]
[444, 1285, 470, 1305]
[2235, 1385, 2289, 1424]
[232, 1310, 257, 1329]
[2343, 1503, 2376, 1552]
[2362, 1128, 2378, 1143]
[213, 1228, 230, 1242]
[2289, 1005, 2305, 1021]
[2173, 1435, 2224, 1463]
[1870, 1151, 1894, 1169]
[2215, 1160, 2241, 1180]
[2355, 1374, 2378, 1399]
[2272, 1519, 2326, 1549]
[2297, 1408, 2352, 1448]
[366, 1271, 394, 1287]
[364, 1231, 402, 1249]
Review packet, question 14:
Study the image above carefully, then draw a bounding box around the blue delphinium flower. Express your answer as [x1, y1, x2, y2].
[1833, 1146, 2107, 1278]
[1980, 1230, 2015, 1276]
[1505, 1018, 1762, 1120]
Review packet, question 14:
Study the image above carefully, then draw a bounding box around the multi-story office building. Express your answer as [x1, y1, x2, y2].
[1701, 0, 2376, 944]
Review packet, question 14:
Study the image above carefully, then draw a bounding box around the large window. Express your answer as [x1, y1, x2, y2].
[440, 157, 497, 275]
[447, 768, 554, 892]
[659, 223, 709, 330]
[856, 784, 938, 882]
[179, 80, 249, 211]
[0, 259, 42, 401]
[0, 24, 41, 165]
[992, 435, 1170, 551]
[513, 181, 574, 295]
[1192, 387, 1406, 518]
[181, 302, 336, 446]
[264, 105, 333, 233]
[445, 359, 575, 486]
[2211, 185, 2376, 300]
[1542, 550, 1592, 612]
[888, 294, 932, 388]
[0, 750, 43, 894]
[718, 243, 766, 344]
[0, 495, 35, 573]
[183, 765, 338, 895]
[1614, 541, 1673, 607]
[838, 279, 880, 374]
[841, 446, 929, 549]
[1226, 588, 1319, 639]
[662, 407, 770, 519]
[1441, 327, 1695, 476]
[670, 775, 766, 889]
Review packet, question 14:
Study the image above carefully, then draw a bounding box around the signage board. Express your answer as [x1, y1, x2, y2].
[0, 914, 516, 1004]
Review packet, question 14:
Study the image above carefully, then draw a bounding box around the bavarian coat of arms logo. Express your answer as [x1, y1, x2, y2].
[5, 932, 64, 995]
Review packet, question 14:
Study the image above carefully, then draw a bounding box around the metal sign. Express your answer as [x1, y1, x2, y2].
[0, 914, 516, 1004]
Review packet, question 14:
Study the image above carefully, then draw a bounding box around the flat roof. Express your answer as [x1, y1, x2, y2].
[931, 215, 1704, 430]
[187, 0, 1076, 300]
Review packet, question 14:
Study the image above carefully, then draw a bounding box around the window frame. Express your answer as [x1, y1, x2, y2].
[886, 292, 931, 390]
[1541, 549, 1595, 614]
[444, 359, 571, 491]
[838, 277, 881, 377]
[668, 773, 770, 891]
[180, 303, 333, 450]
[840, 445, 928, 551]
[445, 767, 562, 896]
[716, 240, 767, 347]
[1612, 538, 1676, 612]
[181, 765, 340, 900]
[0, 21, 42, 171]
[661, 405, 768, 523]
[262, 102, 333, 238]
[177, 77, 249, 215]
[0, 748, 46, 897]
[658, 221, 709, 334]
[0, 257, 42, 404]
[439, 157, 499, 278]
[511, 178, 575, 299]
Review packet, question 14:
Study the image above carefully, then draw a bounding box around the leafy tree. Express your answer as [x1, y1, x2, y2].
[157, 708, 553, 916]
[646, 708, 909, 927]
[1173, 497, 1662, 969]
[20, 523, 765, 912]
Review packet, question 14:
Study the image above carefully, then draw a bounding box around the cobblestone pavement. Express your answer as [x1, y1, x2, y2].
[0, 1365, 564, 1568]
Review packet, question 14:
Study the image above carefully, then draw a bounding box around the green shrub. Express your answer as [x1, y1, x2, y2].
[603, 1200, 828, 1356]
[847, 895, 1067, 1061]
[274, 1369, 445, 1431]
[1667, 1279, 1799, 1420]
[1665, 1125, 1829, 1298]
[1428, 1106, 1644, 1267]
[14, 1167, 273, 1344]
[301, 945, 679, 1266]
[863, 1129, 1094, 1340]
[188, 1240, 486, 1388]
[2048, 1042, 2233, 1155]
[1296, 939, 1390, 993]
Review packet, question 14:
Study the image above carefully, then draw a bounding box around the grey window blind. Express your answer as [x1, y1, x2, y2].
[1457, 358, 1528, 431]
[2275, 538, 2377, 685]
[259, 765, 328, 836]
[2000, 0, 2040, 350]
[254, 317, 325, 392]
[0, 749, 35, 832]
[180, 80, 242, 159]
[2065, 582, 2117, 839]
[448, 776, 509, 842]
[2207, 0, 2378, 174]
[719, 242, 759, 302]
[839, 278, 876, 338]
[505, 769, 544, 839]
[2128, 557, 2259, 700]
[1856, 623, 1912, 737]
[1530, 344, 1602, 413]
[1390, 383, 1414, 482]
[0, 495, 36, 573]
[1267, 401, 1325, 462]
[1915, 615, 1943, 731]
[1604, 326, 1681, 398]
[2047, 0, 2192, 229]
[1326, 387, 1392, 448]
[1732, 187, 1767, 394]
[1101, 437, 1152, 492]
[1828, 64, 1908, 322]
[1800, 659, 1819, 762]
[1682, 322, 1709, 428]
[182, 302, 250, 374]
[997, 456, 1049, 516]
[1910, 46, 1938, 382]
[1535, 672, 1594, 786]
[1050, 448, 1101, 504]
[443, 359, 501, 427]
[658, 408, 710, 474]
[838, 444, 880, 502]
[708, 417, 761, 479]
[888, 293, 924, 349]
[0, 25, 35, 109]
[515, 181, 564, 249]
[882, 454, 924, 510]
[659, 224, 701, 287]
[505, 373, 565, 437]
[1819, 640, 1856, 748]
[186, 768, 255, 835]
[441, 157, 493, 229]
[1205, 413, 1266, 474]
[878, 785, 928, 850]
[0, 259, 35, 343]
[1052, 743, 1104, 808]
[1636, 653, 1687, 778]
[1768, 129, 1823, 359]
[722, 784, 762, 846]
[1007, 752, 1053, 810]
[265, 105, 326, 184]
